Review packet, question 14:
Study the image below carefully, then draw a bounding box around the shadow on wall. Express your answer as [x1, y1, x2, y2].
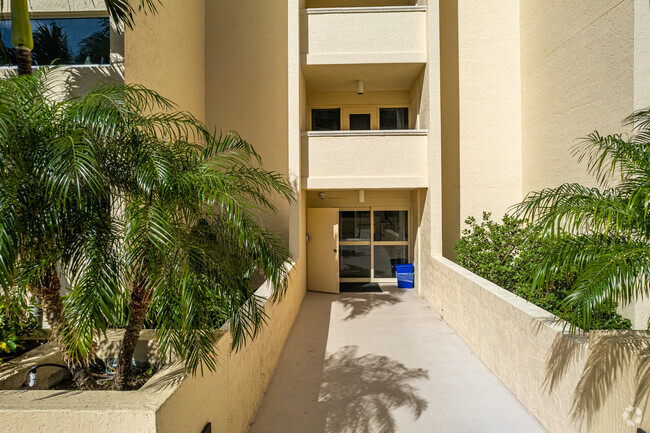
[65, 64, 124, 97]
[545, 331, 650, 431]
[337, 292, 403, 321]
[319, 345, 429, 433]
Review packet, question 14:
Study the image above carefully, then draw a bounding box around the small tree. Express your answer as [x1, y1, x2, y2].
[0, 69, 293, 390]
[0, 70, 123, 388]
[515, 109, 650, 331]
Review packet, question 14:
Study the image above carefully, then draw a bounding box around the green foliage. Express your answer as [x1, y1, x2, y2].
[0, 68, 293, 379]
[454, 212, 529, 292]
[454, 213, 631, 331]
[0, 303, 37, 361]
[514, 108, 650, 332]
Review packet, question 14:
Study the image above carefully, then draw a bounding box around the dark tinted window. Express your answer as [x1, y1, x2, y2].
[0, 17, 110, 66]
[374, 210, 408, 241]
[380, 108, 409, 130]
[340, 211, 370, 241]
[339, 246, 371, 278]
[349, 113, 371, 130]
[312, 109, 340, 131]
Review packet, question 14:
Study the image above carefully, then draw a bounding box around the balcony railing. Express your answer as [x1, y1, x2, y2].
[300, 6, 427, 65]
[301, 130, 428, 189]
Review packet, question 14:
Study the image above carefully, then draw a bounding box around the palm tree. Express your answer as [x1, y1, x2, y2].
[99, 104, 293, 390]
[515, 109, 650, 331]
[0, 69, 294, 390]
[0, 70, 122, 388]
[2, 0, 160, 75]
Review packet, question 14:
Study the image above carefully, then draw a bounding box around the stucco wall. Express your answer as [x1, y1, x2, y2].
[123, 0, 205, 123]
[1, 0, 104, 13]
[301, 132, 428, 189]
[520, 0, 634, 194]
[636, 0, 650, 110]
[205, 0, 289, 243]
[439, 0, 522, 259]
[300, 6, 426, 65]
[155, 262, 307, 433]
[420, 257, 650, 433]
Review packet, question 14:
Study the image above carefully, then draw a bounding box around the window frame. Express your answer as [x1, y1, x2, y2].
[309, 104, 411, 131]
[0, 13, 112, 68]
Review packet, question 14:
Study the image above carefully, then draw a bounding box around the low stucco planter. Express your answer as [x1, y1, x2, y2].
[0, 263, 306, 433]
[420, 256, 650, 433]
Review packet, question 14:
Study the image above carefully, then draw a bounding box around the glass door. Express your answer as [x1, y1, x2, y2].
[372, 210, 409, 281]
[338, 208, 409, 282]
[341, 106, 379, 130]
[339, 210, 372, 282]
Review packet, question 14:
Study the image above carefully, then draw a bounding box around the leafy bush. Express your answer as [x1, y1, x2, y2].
[454, 212, 631, 331]
[0, 304, 38, 362]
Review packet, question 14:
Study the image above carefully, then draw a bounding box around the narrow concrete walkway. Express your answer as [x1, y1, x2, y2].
[248, 285, 548, 433]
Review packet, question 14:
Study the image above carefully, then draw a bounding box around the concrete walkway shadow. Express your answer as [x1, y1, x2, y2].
[319, 345, 429, 433]
[337, 291, 403, 321]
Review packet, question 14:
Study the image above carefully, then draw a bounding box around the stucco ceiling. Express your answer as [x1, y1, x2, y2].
[302, 63, 425, 92]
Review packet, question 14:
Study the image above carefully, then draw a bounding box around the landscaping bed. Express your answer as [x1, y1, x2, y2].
[0, 330, 163, 391]
[454, 212, 631, 330]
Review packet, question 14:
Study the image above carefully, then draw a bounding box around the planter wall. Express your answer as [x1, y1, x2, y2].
[0, 262, 307, 433]
[420, 256, 650, 433]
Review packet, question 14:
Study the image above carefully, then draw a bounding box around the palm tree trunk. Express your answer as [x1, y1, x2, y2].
[10, 0, 34, 76]
[14, 46, 32, 75]
[113, 273, 151, 390]
[34, 267, 98, 390]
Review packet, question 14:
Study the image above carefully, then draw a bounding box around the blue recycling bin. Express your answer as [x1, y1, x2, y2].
[397, 273, 414, 288]
[395, 263, 414, 274]
[395, 264, 414, 288]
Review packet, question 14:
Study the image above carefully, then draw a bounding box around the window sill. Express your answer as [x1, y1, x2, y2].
[301, 6, 426, 15]
[0, 64, 116, 70]
[302, 129, 428, 137]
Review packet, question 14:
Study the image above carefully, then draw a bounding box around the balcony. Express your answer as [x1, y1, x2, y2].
[300, 6, 427, 65]
[301, 130, 428, 189]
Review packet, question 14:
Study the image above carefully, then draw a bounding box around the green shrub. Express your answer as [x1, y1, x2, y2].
[0, 304, 38, 362]
[454, 212, 631, 331]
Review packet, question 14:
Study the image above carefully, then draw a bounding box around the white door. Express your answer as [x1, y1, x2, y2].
[307, 208, 340, 293]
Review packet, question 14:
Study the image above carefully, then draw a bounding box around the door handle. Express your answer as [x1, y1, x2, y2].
[333, 249, 337, 253]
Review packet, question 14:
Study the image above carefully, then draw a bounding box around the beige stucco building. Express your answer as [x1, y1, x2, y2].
[2, 1, 650, 321]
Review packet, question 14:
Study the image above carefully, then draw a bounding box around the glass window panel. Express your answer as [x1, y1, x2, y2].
[312, 109, 340, 131]
[373, 245, 409, 278]
[0, 17, 110, 66]
[340, 245, 371, 278]
[339, 211, 370, 241]
[374, 211, 408, 241]
[380, 108, 409, 130]
[349, 113, 370, 130]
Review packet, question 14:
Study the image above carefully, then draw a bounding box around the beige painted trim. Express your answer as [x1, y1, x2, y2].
[303, 130, 427, 137]
[302, 52, 427, 65]
[301, 6, 426, 14]
[303, 176, 428, 189]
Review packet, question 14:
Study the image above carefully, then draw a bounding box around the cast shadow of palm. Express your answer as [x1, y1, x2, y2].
[544, 331, 650, 430]
[337, 293, 403, 321]
[319, 345, 429, 433]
